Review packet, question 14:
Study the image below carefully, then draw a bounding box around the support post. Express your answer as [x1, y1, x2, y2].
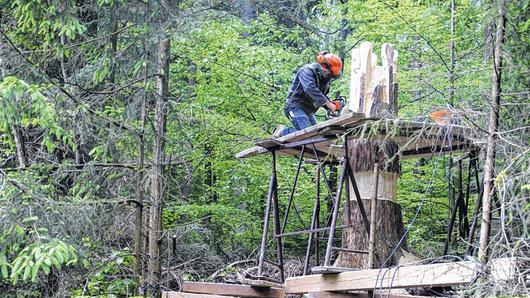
[304, 166, 321, 275]
[281, 146, 305, 233]
[323, 137, 350, 267]
[368, 164, 380, 269]
[465, 154, 483, 256]
[444, 159, 462, 255]
[257, 151, 276, 277]
[270, 153, 285, 281]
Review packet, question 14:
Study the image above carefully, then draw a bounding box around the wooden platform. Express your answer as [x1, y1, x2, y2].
[285, 258, 515, 295]
[236, 113, 474, 160]
[180, 281, 285, 298]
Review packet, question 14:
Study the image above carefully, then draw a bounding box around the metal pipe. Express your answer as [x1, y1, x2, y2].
[303, 166, 321, 275]
[281, 145, 305, 233]
[270, 152, 285, 281]
[324, 154, 348, 266]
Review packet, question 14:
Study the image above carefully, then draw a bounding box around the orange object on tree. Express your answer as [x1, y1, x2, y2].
[429, 109, 454, 125]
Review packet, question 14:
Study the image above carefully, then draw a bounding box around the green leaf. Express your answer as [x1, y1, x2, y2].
[1, 263, 8, 279]
[42, 264, 50, 275]
[22, 265, 31, 281]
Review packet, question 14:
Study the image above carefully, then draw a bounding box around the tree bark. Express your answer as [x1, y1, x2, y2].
[134, 1, 150, 289]
[146, 37, 170, 296]
[478, 0, 506, 264]
[335, 140, 407, 269]
[11, 125, 28, 168]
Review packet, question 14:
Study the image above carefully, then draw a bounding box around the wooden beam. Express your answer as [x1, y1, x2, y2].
[163, 292, 236, 298]
[237, 118, 473, 160]
[285, 260, 488, 294]
[307, 292, 433, 298]
[276, 112, 365, 142]
[241, 277, 283, 288]
[181, 281, 285, 298]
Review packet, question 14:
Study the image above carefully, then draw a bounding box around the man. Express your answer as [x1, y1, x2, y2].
[273, 51, 343, 138]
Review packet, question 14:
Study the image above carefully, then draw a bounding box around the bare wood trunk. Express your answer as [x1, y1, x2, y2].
[335, 140, 407, 269]
[478, 0, 506, 264]
[147, 37, 170, 296]
[11, 125, 27, 168]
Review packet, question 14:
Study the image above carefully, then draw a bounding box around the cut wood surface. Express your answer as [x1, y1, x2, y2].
[163, 292, 236, 298]
[285, 260, 488, 294]
[182, 281, 285, 298]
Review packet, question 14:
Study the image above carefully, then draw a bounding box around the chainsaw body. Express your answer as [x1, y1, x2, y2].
[325, 95, 347, 119]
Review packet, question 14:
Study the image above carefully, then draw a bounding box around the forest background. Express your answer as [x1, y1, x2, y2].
[0, 0, 528, 297]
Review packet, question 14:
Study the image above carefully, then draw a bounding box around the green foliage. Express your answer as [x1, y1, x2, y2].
[70, 250, 136, 297]
[8, 0, 86, 47]
[0, 0, 528, 296]
[8, 239, 78, 284]
[0, 77, 71, 151]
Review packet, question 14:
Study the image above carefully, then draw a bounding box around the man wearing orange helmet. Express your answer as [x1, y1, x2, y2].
[273, 51, 343, 138]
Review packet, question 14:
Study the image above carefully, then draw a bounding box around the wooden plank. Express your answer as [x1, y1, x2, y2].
[254, 138, 282, 149]
[307, 292, 433, 298]
[237, 119, 473, 160]
[311, 266, 355, 274]
[163, 291, 236, 298]
[276, 112, 365, 143]
[236, 113, 365, 159]
[285, 260, 484, 294]
[241, 277, 283, 288]
[182, 281, 285, 298]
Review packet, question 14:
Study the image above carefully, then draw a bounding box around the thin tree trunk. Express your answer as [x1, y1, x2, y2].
[11, 125, 27, 168]
[447, 0, 456, 226]
[109, 2, 119, 84]
[478, 0, 506, 263]
[134, 0, 150, 289]
[146, 37, 170, 296]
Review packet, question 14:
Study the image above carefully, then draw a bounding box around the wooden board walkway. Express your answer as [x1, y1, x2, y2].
[236, 112, 473, 160]
[285, 258, 514, 295]
[180, 281, 285, 298]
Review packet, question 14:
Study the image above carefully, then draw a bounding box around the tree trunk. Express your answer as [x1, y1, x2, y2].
[335, 140, 408, 269]
[146, 37, 170, 296]
[11, 125, 28, 168]
[134, 1, 150, 288]
[478, 0, 506, 264]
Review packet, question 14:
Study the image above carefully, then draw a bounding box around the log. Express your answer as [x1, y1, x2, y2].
[334, 199, 406, 269]
[335, 139, 405, 269]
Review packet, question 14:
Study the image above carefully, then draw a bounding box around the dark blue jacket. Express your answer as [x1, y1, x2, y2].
[285, 63, 331, 115]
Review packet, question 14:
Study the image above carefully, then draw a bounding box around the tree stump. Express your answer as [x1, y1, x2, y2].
[334, 139, 408, 269]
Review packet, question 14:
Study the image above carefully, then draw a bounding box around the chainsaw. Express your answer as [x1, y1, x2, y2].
[325, 95, 347, 119]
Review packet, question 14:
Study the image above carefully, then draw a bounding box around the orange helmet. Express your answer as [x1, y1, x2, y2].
[316, 51, 342, 77]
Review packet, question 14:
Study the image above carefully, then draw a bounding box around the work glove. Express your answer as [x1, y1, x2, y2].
[332, 100, 342, 111]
